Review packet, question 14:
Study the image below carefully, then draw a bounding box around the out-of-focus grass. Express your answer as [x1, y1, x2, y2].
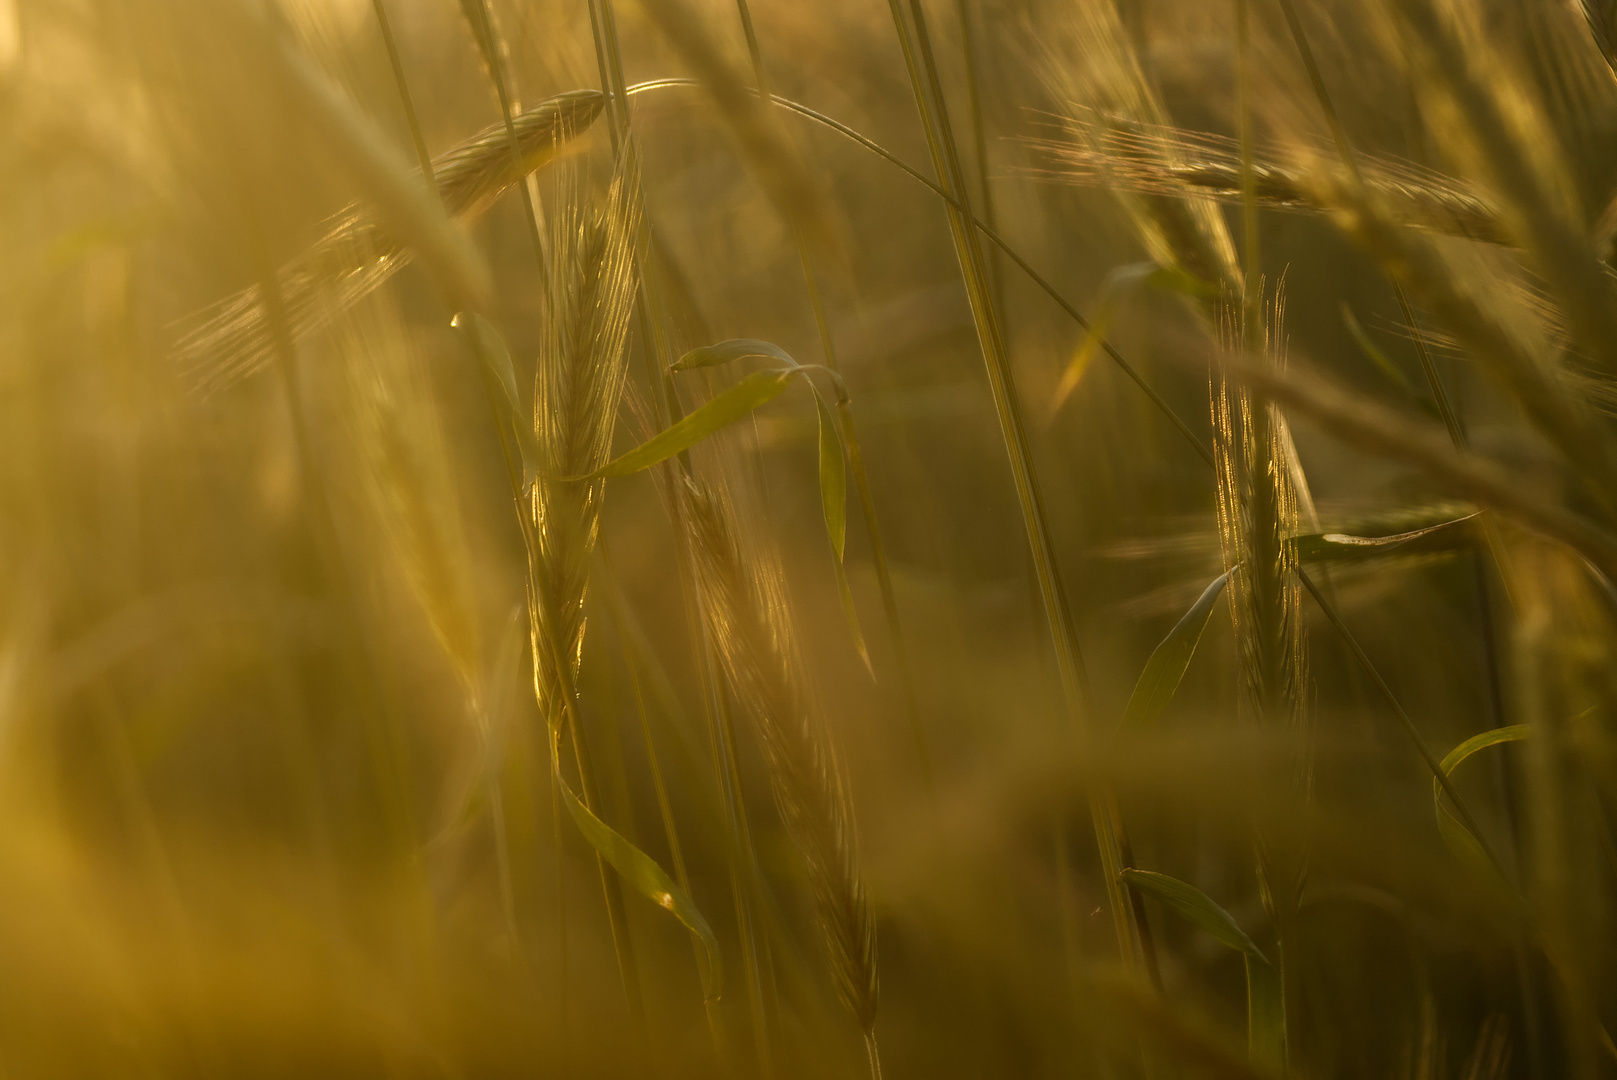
[1, 0, 1615, 1077]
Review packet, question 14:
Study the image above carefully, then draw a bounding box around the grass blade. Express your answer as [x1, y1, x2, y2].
[585, 369, 798, 479]
[1434, 725, 1529, 883]
[1122, 868, 1284, 1069]
[1046, 262, 1213, 423]
[1121, 568, 1234, 731]
[1295, 511, 1483, 563]
[1217, 352, 1617, 579]
[1244, 953, 1285, 1073]
[1121, 869, 1265, 958]
[815, 389, 872, 675]
[547, 722, 723, 999]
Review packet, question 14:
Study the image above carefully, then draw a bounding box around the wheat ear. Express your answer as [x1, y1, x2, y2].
[174, 91, 604, 392]
[1033, 110, 1512, 250]
[529, 159, 640, 705]
[681, 475, 879, 1036]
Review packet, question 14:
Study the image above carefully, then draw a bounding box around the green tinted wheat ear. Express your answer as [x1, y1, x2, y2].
[681, 476, 879, 1042]
[174, 91, 603, 392]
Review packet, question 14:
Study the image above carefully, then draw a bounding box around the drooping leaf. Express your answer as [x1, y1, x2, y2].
[1121, 868, 1266, 959]
[672, 338, 800, 373]
[1340, 303, 1447, 426]
[1047, 262, 1215, 421]
[814, 390, 872, 675]
[817, 391, 848, 559]
[1123, 868, 1284, 1070]
[452, 312, 540, 487]
[1120, 569, 1234, 731]
[1341, 303, 1419, 398]
[1433, 725, 1527, 884]
[1438, 724, 1530, 779]
[548, 722, 723, 1000]
[581, 368, 799, 479]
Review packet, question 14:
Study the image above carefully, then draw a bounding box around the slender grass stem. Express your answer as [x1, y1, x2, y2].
[952, 0, 1003, 316]
[464, 0, 548, 279]
[880, 0, 1147, 975]
[368, 0, 437, 198]
[1296, 569, 1504, 875]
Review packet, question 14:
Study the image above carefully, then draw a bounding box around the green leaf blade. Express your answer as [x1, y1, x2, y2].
[1296, 511, 1482, 564]
[1432, 725, 1527, 885]
[583, 369, 798, 479]
[814, 390, 871, 675]
[1120, 569, 1234, 731]
[551, 731, 723, 1001]
[1120, 868, 1265, 960]
[816, 392, 847, 559]
[1047, 263, 1216, 422]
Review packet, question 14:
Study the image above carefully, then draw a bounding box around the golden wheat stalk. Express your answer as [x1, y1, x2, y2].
[681, 475, 878, 1037]
[1031, 109, 1513, 250]
[173, 90, 604, 393]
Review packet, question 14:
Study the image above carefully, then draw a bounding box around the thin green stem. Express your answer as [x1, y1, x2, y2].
[881, 0, 1146, 974]
[465, 0, 548, 280]
[953, 0, 1004, 317]
[368, 0, 438, 198]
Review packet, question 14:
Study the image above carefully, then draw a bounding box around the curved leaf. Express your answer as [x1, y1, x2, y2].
[814, 390, 871, 675]
[1342, 303, 1418, 397]
[1433, 725, 1527, 883]
[549, 722, 723, 1000]
[1123, 868, 1283, 1069]
[581, 368, 799, 479]
[1438, 724, 1530, 778]
[1047, 262, 1215, 421]
[1296, 511, 1481, 563]
[672, 337, 799, 372]
[1120, 868, 1265, 960]
[1120, 569, 1234, 731]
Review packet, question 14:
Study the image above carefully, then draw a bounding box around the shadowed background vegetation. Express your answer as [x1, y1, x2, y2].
[2, 0, 1616, 1076]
